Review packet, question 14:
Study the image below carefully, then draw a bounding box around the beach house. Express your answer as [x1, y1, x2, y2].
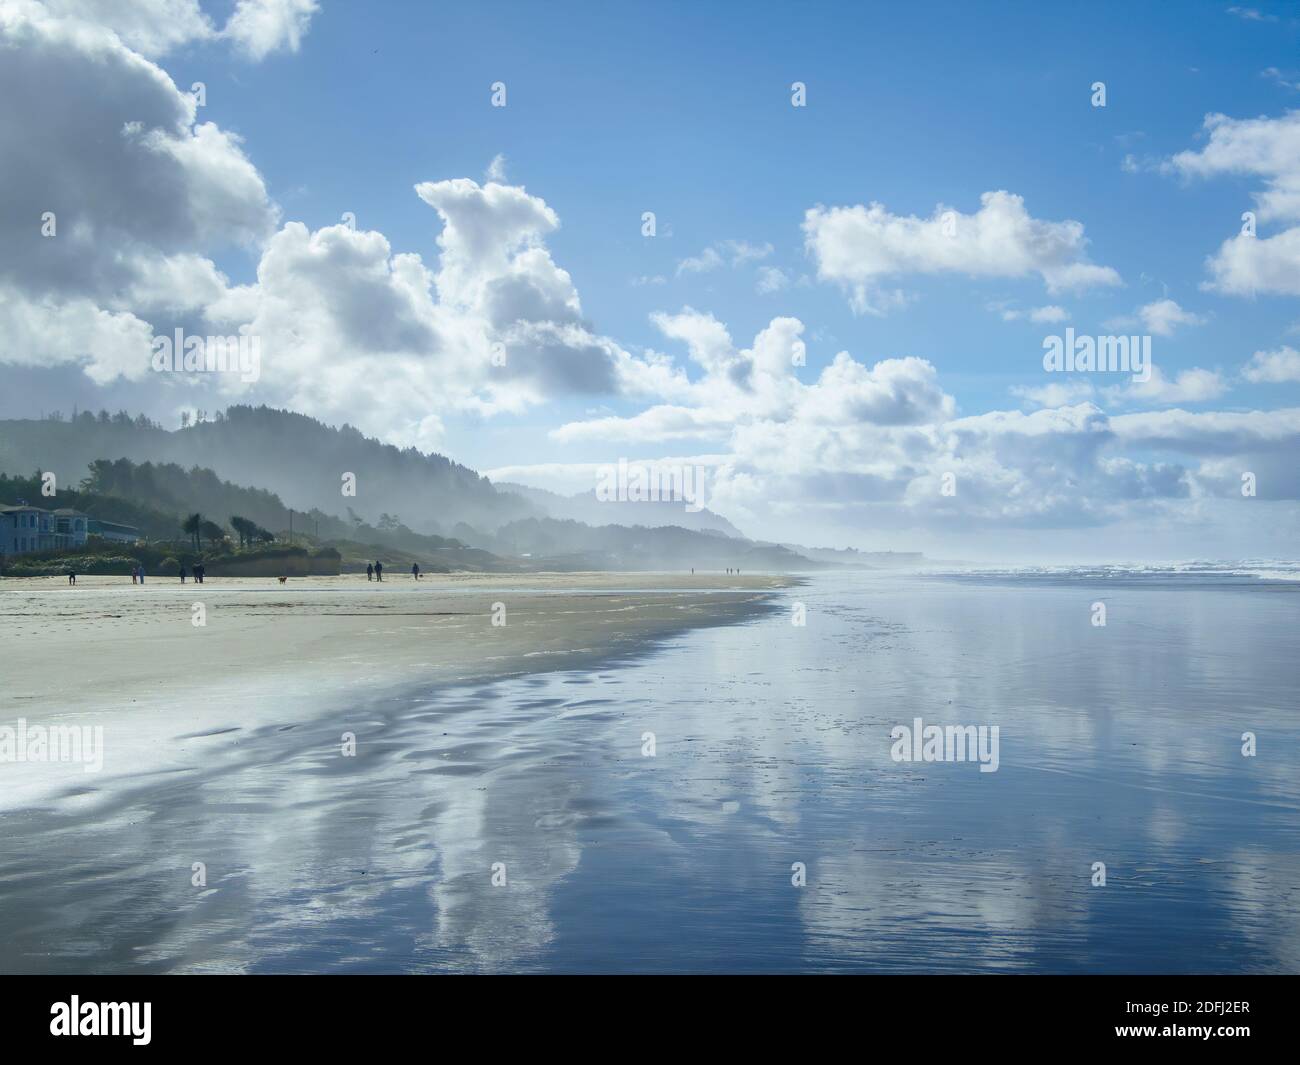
[87, 518, 142, 544]
[0, 504, 89, 557]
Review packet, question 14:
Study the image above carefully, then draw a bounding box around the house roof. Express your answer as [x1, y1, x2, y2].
[0, 509, 87, 522]
[0, 505, 86, 516]
[88, 518, 141, 533]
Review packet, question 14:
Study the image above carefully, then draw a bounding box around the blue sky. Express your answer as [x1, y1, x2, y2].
[4, 1, 1300, 558]
[177, 0, 1300, 427]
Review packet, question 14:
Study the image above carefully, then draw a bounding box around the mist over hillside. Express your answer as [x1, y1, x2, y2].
[2, 408, 745, 542]
[0, 406, 536, 536]
[496, 481, 746, 538]
[488, 517, 823, 571]
[0, 408, 844, 571]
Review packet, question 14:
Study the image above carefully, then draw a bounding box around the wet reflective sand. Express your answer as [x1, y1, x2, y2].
[1, 571, 1296, 972]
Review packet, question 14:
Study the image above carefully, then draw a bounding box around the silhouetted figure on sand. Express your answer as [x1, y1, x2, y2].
[179, 565, 187, 584]
[366, 563, 374, 582]
[68, 570, 76, 585]
[375, 561, 383, 581]
[412, 563, 420, 580]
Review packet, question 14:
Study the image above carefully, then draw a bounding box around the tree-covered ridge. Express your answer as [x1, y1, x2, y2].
[177, 405, 535, 532]
[83, 458, 291, 534]
[0, 405, 537, 536]
[0, 469, 181, 539]
[0, 408, 826, 572]
[0, 460, 507, 571]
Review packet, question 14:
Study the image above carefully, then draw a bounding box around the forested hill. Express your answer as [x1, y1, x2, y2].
[0, 408, 832, 573]
[0, 406, 536, 536]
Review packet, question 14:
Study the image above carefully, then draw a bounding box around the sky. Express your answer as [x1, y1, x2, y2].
[2, 0, 1300, 560]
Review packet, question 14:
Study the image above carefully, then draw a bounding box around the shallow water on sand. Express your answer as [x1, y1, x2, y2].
[1, 571, 1296, 973]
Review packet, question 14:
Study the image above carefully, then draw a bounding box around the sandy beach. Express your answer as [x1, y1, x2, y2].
[0, 570, 1297, 975]
[0, 572, 794, 811]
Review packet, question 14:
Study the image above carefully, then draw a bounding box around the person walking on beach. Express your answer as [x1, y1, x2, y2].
[412, 562, 420, 580]
[138, 565, 145, 584]
[366, 563, 374, 582]
[179, 565, 187, 584]
[375, 561, 383, 582]
[68, 570, 76, 585]
[194, 562, 204, 584]
[131, 566, 137, 585]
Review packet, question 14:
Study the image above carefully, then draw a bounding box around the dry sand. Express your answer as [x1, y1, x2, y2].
[0, 571, 795, 809]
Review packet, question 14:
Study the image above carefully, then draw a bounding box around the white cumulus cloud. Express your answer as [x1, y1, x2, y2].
[803, 190, 1121, 314]
[1243, 346, 1300, 382]
[1167, 111, 1300, 295]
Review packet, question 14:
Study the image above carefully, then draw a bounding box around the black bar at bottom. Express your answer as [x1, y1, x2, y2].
[2, 974, 1291, 1051]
